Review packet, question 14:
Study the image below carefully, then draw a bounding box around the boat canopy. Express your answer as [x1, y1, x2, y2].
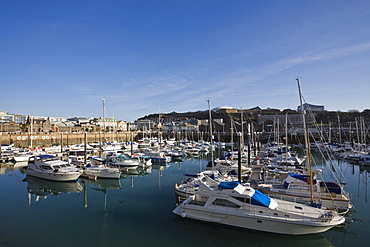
[218, 181, 240, 189]
[251, 189, 275, 209]
[288, 173, 309, 181]
[37, 154, 55, 159]
[218, 181, 277, 209]
[288, 173, 317, 184]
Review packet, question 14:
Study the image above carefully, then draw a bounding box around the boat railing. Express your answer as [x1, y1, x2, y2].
[209, 200, 333, 223]
[267, 194, 311, 205]
[317, 211, 335, 222]
[248, 206, 319, 222]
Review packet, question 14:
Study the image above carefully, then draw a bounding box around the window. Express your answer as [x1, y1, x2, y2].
[289, 185, 301, 190]
[212, 199, 240, 208]
[232, 196, 251, 204]
[40, 165, 52, 170]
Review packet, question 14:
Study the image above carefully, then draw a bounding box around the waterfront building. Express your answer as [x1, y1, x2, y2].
[297, 103, 325, 112]
[0, 111, 27, 124]
[0, 121, 21, 133]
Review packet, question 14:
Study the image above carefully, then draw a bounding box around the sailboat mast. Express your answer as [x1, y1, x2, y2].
[285, 114, 288, 163]
[30, 116, 33, 148]
[241, 108, 244, 146]
[296, 78, 308, 151]
[158, 108, 162, 151]
[102, 97, 106, 143]
[208, 99, 214, 170]
[296, 78, 314, 202]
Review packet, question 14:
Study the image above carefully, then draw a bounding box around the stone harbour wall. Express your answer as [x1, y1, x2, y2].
[0, 132, 137, 148]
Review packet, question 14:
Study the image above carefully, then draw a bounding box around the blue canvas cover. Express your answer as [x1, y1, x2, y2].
[288, 173, 316, 184]
[251, 189, 271, 208]
[218, 181, 240, 189]
[38, 154, 55, 159]
[288, 173, 307, 181]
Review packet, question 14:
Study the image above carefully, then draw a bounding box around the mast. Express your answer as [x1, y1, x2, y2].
[237, 132, 242, 182]
[296, 78, 308, 151]
[102, 97, 106, 144]
[338, 115, 342, 145]
[157, 107, 162, 151]
[241, 108, 244, 146]
[230, 117, 234, 149]
[247, 123, 251, 167]
[296, 78, 314, 202]
[30, 116, 33, 148]
[285, 114, 288, 163]
[208, 99, 214, 171]
[307, 128, 314, 202]
[356, 118, 360, 145]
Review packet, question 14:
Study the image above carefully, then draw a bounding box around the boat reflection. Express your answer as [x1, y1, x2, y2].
[80, 176, 122, 191]
[173, 216, 335, 247]
[25, 175, 83, 204]
[120, 166, 152, 177]
[151, 163, 170, 171]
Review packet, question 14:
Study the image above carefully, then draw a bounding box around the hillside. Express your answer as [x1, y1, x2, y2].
[138, 108, 370, 126]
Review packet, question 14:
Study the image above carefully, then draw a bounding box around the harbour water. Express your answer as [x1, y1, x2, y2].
[0, 153, 369, 247]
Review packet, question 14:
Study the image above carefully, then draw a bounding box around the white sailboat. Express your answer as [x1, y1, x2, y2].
[258, 78, 353, 212]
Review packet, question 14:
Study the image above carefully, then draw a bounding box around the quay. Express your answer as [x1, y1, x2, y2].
[0, 132, 137, 149]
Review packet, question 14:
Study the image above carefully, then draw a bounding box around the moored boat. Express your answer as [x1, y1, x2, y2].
[26, 155, 81, 181]
[81, 164, 121, 179]
[173, 178, 345, 235]
[258, 172, 353, 212]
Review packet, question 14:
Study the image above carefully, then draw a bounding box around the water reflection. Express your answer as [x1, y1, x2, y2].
[120, 166, 152, 177]
[173, 216, 335, 247]
[25, 175, 83, 204]
[1, 152, 369, 247]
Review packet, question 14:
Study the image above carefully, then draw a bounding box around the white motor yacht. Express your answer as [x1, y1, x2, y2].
[82, 164, 121, 179]
[26, 155, 81, 181]
[173, 177, 345, 235]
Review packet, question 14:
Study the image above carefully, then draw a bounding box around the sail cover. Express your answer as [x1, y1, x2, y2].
[288, 173, 308, 181]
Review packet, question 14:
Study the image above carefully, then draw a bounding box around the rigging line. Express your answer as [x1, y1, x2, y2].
[287, 81, 298, 110]
[310, 133, 347, 183]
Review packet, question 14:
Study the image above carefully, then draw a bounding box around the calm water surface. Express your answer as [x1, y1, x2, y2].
[0, 154, 368, 247]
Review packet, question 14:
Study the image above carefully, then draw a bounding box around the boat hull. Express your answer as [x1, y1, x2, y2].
[26, 169, 81, 182]
[173, 196, 344, 235]
[82, 167, 121, 179]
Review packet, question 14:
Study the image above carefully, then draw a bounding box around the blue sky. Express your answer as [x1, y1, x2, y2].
[1, 0, 369, 121]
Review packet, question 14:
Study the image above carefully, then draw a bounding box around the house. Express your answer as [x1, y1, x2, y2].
[297, 103, 325, 112]
[26, 117, 52, 133]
